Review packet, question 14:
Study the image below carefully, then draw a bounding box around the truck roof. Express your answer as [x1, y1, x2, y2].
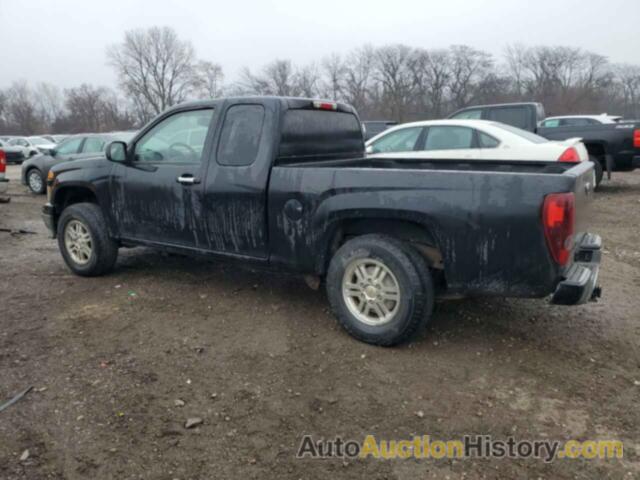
[163, 96, 358, 115]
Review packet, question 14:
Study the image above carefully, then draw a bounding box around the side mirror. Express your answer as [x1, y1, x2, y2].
[365, 145, 374, 154]
[49, 149, 57, 157]
[106, 141, 128, 162]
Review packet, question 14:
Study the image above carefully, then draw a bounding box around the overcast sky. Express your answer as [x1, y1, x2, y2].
[1, 0, 639, 90]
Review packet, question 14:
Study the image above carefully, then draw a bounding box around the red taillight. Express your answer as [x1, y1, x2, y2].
[558, 147, 580, 163]
[312, 100, 337, 111]
[633, 129, 640, 148]
[542, 193, 575, 266]
[0, 150, 6, 174]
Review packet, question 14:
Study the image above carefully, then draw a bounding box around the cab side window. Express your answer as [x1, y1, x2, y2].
[561, 118, 597, 127]
[217, 105, 265, 166]
[134, 109, 214, 163]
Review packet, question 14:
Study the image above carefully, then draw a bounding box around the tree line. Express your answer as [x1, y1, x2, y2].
[2, 26, 639, 135]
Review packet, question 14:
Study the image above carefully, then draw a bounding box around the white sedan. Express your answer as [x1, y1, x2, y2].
[366, 119, 589, 164]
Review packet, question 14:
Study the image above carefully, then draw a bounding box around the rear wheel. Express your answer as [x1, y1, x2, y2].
[326, 234, 434, 346]
[26, 168, 45, 194]
[57, 203, 118, 276]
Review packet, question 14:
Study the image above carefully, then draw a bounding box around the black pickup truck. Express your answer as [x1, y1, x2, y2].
[449, 102, 640, 185]
[43, 96, 602, 346]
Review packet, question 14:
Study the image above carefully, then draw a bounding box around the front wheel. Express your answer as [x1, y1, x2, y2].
[326, 234, 434, 346]
[57, 203, 118, 276]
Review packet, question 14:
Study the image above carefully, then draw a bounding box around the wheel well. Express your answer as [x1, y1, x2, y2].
[55, 187, 99, 212]
[325, 218, 446, 286]
[584, 143, 606, 161]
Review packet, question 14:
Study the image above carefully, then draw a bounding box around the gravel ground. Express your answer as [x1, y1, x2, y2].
[1, 164, 639, 479]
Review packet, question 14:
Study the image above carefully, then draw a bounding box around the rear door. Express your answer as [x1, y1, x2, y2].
[113, 108, 216, 248]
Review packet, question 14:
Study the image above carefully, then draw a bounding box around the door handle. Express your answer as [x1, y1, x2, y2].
[177, 175, 200, 185]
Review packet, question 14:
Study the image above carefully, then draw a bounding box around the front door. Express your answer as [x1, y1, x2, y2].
[114, 108, 215, 249]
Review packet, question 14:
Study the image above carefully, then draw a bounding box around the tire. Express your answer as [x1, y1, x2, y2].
[26, 168, 45, 194]
[57, 203, 118, 277]
[589, 155, 603, 189]
[326, 234, 434, 346]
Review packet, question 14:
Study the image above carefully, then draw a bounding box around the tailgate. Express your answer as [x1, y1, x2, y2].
[550, 160, 601, 305]
[568, 161, 597, 237]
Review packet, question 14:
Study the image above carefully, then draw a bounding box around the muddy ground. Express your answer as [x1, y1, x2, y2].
[1, 164, 639, 479]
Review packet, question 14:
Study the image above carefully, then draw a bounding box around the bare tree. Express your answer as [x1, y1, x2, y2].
[59, 84, 133, 133]
[107, 26, 197, 123]
[375, 44, 415, 121]
[193, 60, 225, 99]
[241, 59, 301, 96]
[409, 48, 451, 118]
[321, 53, 344, 100]
[33, 83, 64, 131]
[504, 44, 528, 98]
[3, 81, 42, 134]
[615, 64, 640, 118]
[448, 45, 494, 109]
[341, 46, 376, 117]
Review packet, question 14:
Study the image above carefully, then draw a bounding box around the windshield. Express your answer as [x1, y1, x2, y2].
[28, 136, 50, 144]
[490, 123, 548, 144]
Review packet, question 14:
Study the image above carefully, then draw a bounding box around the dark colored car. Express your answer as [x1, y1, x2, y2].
[449, 102, 640, 185]
[363, 120, 398, 141]
[21, 132, 136, 194]
[43, 96, 601, 346]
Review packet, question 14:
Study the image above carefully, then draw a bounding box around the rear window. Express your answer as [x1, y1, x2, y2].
[278, 110, 364, 161]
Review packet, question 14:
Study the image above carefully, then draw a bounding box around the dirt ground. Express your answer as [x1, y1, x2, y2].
[1, 164, 639, 479]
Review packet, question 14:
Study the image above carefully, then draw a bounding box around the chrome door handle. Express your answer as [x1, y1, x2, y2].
[177, 175, 199, 185]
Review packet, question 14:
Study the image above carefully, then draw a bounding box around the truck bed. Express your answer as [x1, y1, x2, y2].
[268, 158, 596, 299]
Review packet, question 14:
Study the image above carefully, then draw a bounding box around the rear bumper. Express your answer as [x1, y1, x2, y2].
[0, 178, 8, 194]
[551, 233, 602, 305]
[632, 156, 640, 169]
[42, 203, 56, 238]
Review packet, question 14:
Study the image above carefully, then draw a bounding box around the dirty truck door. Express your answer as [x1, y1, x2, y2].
[114, 108, 215, 248]
[201, 103, 270, 258]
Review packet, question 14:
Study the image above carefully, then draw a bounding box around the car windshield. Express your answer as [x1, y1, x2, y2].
[490, 123, 548, 144]
[28, 136, 49, 144]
